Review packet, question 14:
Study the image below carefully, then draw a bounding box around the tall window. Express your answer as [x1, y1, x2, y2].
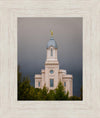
[50, 79, 54, 87]
[38, 82, 40, 87]
[64, 82, 66, 87]
[51, 48, 53, 56]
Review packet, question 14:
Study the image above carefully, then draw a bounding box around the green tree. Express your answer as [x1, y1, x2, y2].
[41, 84, 48, 100]
[69, 96, 81, 100]
[18, 65, 32, 100]
[80, 86, 83, 100]
[65, 91, 69, 100]
[18, 65, 22, 86]
[17, 65, 23, 100]
[47, 90, 55, 100]
[55, 81, 66, 100]
[34, 88, 42, 100]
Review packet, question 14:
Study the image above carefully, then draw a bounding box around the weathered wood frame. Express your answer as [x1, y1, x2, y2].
[0, 0, 100, 118]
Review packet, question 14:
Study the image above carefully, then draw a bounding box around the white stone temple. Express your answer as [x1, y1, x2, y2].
[35, 31, 73, 96]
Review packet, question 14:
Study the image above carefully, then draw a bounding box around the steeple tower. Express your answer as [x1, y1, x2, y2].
[46, 31, 59, 64]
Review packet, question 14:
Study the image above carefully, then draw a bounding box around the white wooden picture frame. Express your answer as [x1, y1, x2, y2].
[0, 0, 100, 118]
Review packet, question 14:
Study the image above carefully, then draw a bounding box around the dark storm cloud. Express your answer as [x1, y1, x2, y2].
[18, 17, 82, 97]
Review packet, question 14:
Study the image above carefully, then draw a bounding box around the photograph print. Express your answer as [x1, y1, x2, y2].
[18, 17, 82, 100]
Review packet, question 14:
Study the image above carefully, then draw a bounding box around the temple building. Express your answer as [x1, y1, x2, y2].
[35, 31, 73, 96]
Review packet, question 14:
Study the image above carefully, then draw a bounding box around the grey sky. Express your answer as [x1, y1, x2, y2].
[18, 17, 82, 97]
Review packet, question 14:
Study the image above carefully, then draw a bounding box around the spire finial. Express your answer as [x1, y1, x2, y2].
[51, 30, 53, 36]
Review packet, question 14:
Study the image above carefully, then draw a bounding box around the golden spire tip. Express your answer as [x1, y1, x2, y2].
[51, 30, 53, 36]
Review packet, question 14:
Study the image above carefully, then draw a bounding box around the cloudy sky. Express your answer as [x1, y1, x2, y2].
[18, 17, 82, 97]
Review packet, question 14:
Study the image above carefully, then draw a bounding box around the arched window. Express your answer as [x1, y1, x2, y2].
[50, 79, 54, 87]
[38, 82, 40, 87]
[64, 82, 66, 87]
[51, 48, 53, 56]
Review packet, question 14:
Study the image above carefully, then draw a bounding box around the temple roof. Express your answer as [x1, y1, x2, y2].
[47, 37, 58, 49]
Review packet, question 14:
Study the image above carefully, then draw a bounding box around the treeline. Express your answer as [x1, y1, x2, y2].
[18, 66, 82, 100]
